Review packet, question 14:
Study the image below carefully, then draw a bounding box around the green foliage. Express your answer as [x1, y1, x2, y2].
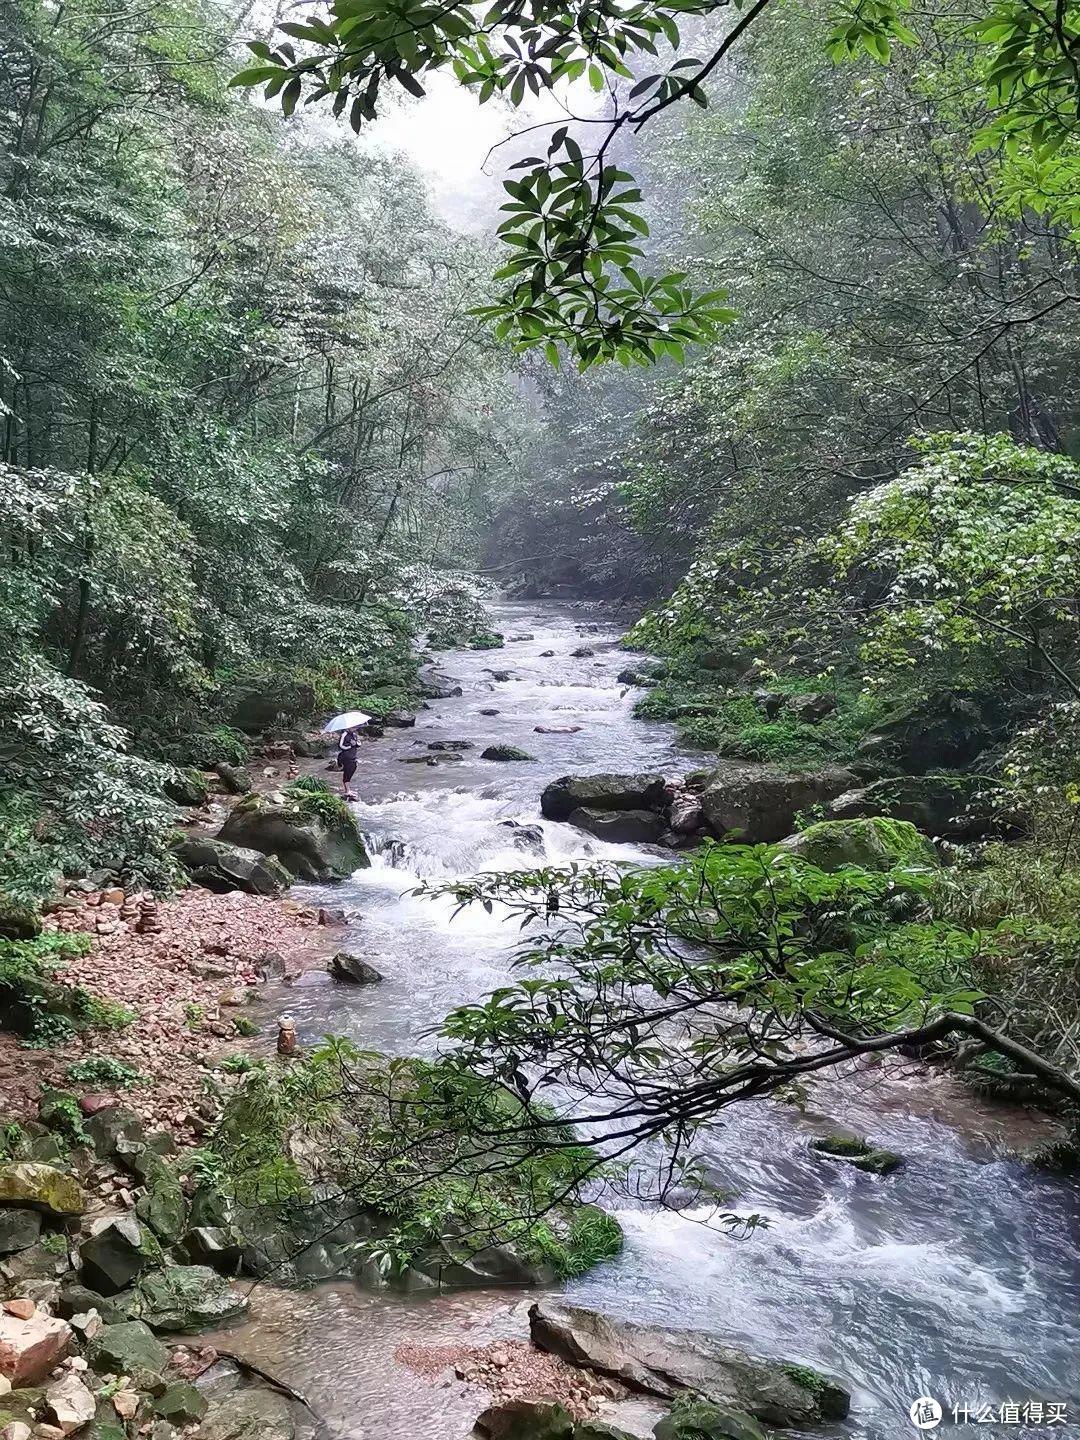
[520, 1204, 623, 1279]
[283, 779, 358, 837]
[66, 1056, 145, 1089]
[178, 728, 250, 769]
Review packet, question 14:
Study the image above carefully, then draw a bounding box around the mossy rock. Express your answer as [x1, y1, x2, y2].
[0, 897, 42, 940]
[811, 1134, 903, 1175]
[0, 1161, 86, 1216]
[153, 1382, 209, 1425]
[128, 1264, 248, 1332]
[778, 817, 937, 873]
[654, 1399, 768, 1440]
[219, 791, 369, 882]
[481, 745, 536, 762]
[164, 768, 210, 807]
[90, 1320, 169, 1376]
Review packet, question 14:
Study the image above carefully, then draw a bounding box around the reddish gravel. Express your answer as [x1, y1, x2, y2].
[394, 1338, 615, 1421]
[0, 885, 338, 1141]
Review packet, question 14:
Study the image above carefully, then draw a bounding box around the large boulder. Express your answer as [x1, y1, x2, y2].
[542, 775, 668, 823]
[857, 691, 998, 773]
[777, 818, 938, 872]
[79, 1215, 151, 1295]
[700, 767, 856, 845]
[89, 1320, 168, 1377]
[197, 1387, 296, 1440]
[482, 745, 536, 762]
[224, 678, 316, 735]
[0, 898, 43, 940]
[173, 836, 291, 897]
[810, 1135, 903, 1175]
[127, 1265, 247, 1333]
[0, 1310, 72, 1387]
[0, 1164, 85, 1218]
[529, 1302, 849, 1428]
[328, 952, 384, 985]
[785, 693, 836, 725]
[0, 1209, 41, 1256]
[654, 1400, 767, 1440]
[827, 774, 1023, 841]
[219, 792, 369, 882]
[474, 1399, 576, 1439]
[568, 809, 665, 845]
[224, 793, 348, 873]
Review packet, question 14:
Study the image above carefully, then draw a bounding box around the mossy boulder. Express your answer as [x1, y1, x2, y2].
[153, 1382, 209, 1425]
[225, 677, 316, 735]
[777, 817, 938, 872]
[89, 1320, 169, 1377]
[135, 1161, 187, 1243]
[127, 1264, 248, 1332]
[481, 745, 536, 762]
[828, 773, 1023, 841]
[173, 836, 291, 897]
[163, 768, 209, 807]
[219, 791, 369, 882]
[654, 1399, 767, 1440]
[0, 1163, 85, 1217]
[811, 1134, 903, 1175]
[475, 1399, 576, 1439]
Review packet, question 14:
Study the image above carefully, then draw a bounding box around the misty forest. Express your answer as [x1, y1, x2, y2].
[2, 0, 1080, 1435]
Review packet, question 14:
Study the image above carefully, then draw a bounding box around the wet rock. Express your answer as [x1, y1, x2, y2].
[534, 725, 582, 735]
[0, 1165, 85, 1219]
[418, 675, 463, 700]
[668, 792, 704, 835]
[784, 693, 837, 725]
[152, 1383, 208, 1426]
[382, 711, 416, 728]
[568, 809, 665, 845]
[172, 836, 292, 897]
[481, 746, 536, 762]
[79, 1215, 150, 1295]
[0, 1211, 41, 1257]
[182, 1227, 243, 1274]
[810, 1135, 903, 1175]
[427, 740, 474, 752]
[219, 793, 369, 882]
[529, 1301, 849, 1427]
[474, 1399, 576, 1439]
[43, 1374, 95, 1435]
[89, 1320, 168, 1380]
[541, 775, 667, 823]
[572, 647, 595, 658]
[700, 766, 855, 845]
[653, 1400, 767, 1440]
[327, 952, 384, 985]
[214, 763, 253, 796]
[826, 774, 1023, 841]
[0, 1311, 72, 1386]
[777, 818, 937, 872]
[489, 671, 512, 682]
[56, 1288, 128, 1327]
[499, 821, 544, 852]
[479, 708, 501, 716]
[127, 1265, 247, 1333]
[197, 1386, 296, 1440]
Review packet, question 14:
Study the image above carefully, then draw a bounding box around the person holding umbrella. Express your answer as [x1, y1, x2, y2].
[323, 709, 371, 801]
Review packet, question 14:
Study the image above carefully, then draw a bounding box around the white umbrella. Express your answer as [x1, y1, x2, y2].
[322, 709, 373, 734]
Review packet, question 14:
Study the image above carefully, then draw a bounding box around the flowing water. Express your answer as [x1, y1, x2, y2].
[233, 600, 1080, 1440]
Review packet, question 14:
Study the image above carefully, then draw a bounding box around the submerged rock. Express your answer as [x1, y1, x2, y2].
[173, 836, 291, 897]
[541, 774, 667, 823]
[700, 766, 855, 845]
[568, 808, 665, 845]
[197, 1386, 296, 1440]
[219, 791, 369, 882]
[529, 1301, 849, 1427]
[811, 1135, 903, 1175]
[482, 745, 536, 762]
[777, 817, 938, 872]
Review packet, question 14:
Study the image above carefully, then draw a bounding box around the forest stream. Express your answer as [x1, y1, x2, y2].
[218, 600, 1080, 1440]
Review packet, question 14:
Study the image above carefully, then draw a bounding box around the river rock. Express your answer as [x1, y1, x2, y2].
[654, 1400, 767, 1440]
[568, 809, 665, 845]
[79, 1215, 150, 1295]
[0, 1165, 85, 1218]
[482, 745, 536, 762]
[827, 774, 1022, 841]
[382, 711, 416, 728]
[197, 1386, 296, 1440]
[541, 774, 668, 823]
[152, 1382, 208, 1425]
[529, 1302, 849, 1427]
[224, 678, 316, 735]
[777, 818, 937, 872]
[428, 739, 474, 751]
[173, 836, 291, 896]
[328, 952, 384, 985]
[474, 1399, 576, 1438]
[219, 792, 369, 881]
[0, 1211, 41, 1256]
[811, 1135, 903, 1174]
[89, 1320, 168, 1377]
[700, 766, 855, 844]
[668, 791, 704, 835]
[44, 1373, 95, 1435]
[127, 1265, 247, 1332]
[0, 1311, 72, 1386]
[419, 674, 463, 700]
